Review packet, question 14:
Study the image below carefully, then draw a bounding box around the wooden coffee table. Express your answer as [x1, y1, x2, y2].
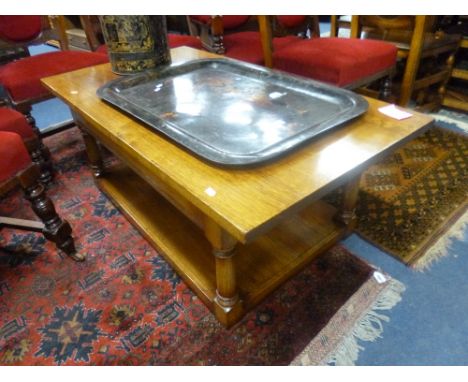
[42, 47, 433, 327]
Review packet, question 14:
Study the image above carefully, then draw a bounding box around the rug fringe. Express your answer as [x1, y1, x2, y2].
[325, 278, 405, 366]
[412, 210, 468, 271]
[290, 276, 405, 366]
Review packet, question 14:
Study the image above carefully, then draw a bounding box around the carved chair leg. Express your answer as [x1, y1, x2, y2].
[379, 75, 393, 102]
[207, 16, 226, 54]
[16, 164, 85, 261]
[25, 110, 54, 166]
[436, 52, 457, 111]
[24, 136, 54, 186]
[20, 106, 44, 142]
[0, 91, 55, 185]
[20, 104, 54, 185]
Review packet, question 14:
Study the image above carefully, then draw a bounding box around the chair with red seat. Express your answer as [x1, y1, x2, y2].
[0, 15, 109, 134]
[258, 15, 398, 97]
[188, 14, 396, 97]
[0, 131, 83, 261]
[0, 15, 46, 48]
[0, 15, 49, 64]
[0, 106, 52, 184]
[189, 16, 254, 54]
[350, 15, 461, 110]
[188, 15, 306, 65]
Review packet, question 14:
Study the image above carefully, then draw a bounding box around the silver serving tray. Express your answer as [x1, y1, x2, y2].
[97, 58, 368, 166]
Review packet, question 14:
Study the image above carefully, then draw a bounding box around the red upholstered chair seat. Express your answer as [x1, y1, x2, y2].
[276, 16, 307, 29]
[96, 30, 288, 66]
[0, 107, 53, 185]
[0, 15, 42, 43]
[168, 34, 203, 49]
[0, 129, 80, 260]
[0, 107, 35, 138]
[0, 131, 31, 183]
[95, 44, 108, 55]
[190, 15, 250, 30]
[189, 15, 291, 65]
[273, 37, 398, 87]
[222, 32, 266, 64]
[0, 50, 108, 103]
[223, 32, 299, 65]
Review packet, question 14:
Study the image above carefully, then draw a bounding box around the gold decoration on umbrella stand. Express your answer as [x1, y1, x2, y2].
[99, 15, 171, 75]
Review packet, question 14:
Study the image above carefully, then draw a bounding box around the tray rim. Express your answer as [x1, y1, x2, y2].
[97, 58, 369, 166]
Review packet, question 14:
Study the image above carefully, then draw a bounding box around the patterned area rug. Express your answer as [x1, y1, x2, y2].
[0, 128, 403, 365]
[327, 124, 467, 268]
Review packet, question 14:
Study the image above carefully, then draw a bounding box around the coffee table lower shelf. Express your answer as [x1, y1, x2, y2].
[96, 165, 347, 325]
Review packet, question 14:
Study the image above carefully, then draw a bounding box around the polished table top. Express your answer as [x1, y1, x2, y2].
[42, 47, 434, 244]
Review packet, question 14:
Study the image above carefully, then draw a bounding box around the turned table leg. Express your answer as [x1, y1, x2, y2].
[214, 245, 239, 309]
[335, 175, 361, 235]
[17, 164, 85, 261]
[80, 128, 105, 178]
[204, 219, 242, 328]
[71, 110, 105, 178]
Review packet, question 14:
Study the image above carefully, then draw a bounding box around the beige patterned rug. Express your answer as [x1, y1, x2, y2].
[326, 124, 467, 269]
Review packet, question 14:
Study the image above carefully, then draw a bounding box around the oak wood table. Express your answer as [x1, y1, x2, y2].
[42, 47, 434, 327]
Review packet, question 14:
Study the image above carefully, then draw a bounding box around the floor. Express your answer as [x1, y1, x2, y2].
[28, 45, 74, 134]
[345, 232, 468, 365]
[29, 42, 468, 366]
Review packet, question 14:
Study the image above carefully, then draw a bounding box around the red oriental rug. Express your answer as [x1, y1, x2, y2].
[0, 128, 403, 365]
